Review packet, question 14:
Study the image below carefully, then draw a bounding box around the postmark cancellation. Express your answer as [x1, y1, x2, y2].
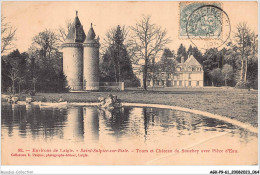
[180, 2, 223, 38]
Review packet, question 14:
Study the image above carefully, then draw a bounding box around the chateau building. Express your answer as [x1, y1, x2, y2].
[145, 55, 204, 87]
[62, 12, 100, 91]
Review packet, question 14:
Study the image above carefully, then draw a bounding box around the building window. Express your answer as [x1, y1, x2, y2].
[197, 81, 199, 86]
[188, 73, 191, 79]
[179, 81, 182, 86]
[174, 81, 177, 86]
[167, 73, 171, 79]
[189, 81, 191, 86]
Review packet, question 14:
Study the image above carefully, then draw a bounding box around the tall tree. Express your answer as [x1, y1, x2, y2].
[203, 48, 222, 86]
[157, 57, 177, 74]
[191, 46, 204, 64]
[28, 29, 67, 92]
[176, 44, 187, 63]
[102, 25, 129, 54]
[129, 15, 170, 90]
[32, 29, 60, 67]
[222, 64, 233, 86]
[100, 25, 139, 86]
[2, 49, 28, 93]
[209, 68, 223, 86]
[1, 16, 16, 55]
[161, 48, 174, 59]
[144, 48, 174, 85]
[1, 59, 12, 92]
[4, 49, 27, 75]
[187, 45, 193, 57]
[233, 23, 257, 82]
[9, 68, 19, 94]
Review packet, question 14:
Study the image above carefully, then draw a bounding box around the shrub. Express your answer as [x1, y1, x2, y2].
[28, 90, 36, 96]
[124, 78, 140, 87]
[235, 81, 250, 89]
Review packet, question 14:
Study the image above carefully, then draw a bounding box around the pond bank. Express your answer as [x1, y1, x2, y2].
[2, 88, 258, 127]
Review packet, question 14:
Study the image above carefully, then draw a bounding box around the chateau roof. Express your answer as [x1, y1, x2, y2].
[65, 11, 86, 43]
[85, 23, 96, 42]
[184, 55, 202, 66]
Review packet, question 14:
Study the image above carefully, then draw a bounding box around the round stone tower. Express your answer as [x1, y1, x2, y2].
[83, 24, 100, 91]
[62, 12, 86, 91]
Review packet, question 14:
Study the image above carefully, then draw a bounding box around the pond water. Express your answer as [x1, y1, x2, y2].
[1, 103, 258, 165]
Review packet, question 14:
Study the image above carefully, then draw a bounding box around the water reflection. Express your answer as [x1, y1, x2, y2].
[1, 103, 257, 144]
[63, 107, 84, 141]
[84, 107, 99, 142]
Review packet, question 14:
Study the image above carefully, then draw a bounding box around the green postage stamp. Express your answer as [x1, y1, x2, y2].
[179, 2, 223, 39]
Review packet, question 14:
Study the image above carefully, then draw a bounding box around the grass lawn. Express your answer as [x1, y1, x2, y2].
[3, 87, 258, 127]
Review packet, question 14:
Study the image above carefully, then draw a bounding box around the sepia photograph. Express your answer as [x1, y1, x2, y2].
[0, 0, 258, 172]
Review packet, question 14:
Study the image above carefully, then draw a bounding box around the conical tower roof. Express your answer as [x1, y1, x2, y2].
[85, 23, 96, 42]
[65, 11, 86, 43]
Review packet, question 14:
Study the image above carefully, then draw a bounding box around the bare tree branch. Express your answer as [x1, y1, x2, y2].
[1, 16, 16, 54]
[129, 15, 171, 90]
[56, 19, 73, 45]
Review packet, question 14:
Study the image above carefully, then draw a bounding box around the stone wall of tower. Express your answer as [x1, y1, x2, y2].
[62, 43, 83, 91]
[83, 43, 100, 90]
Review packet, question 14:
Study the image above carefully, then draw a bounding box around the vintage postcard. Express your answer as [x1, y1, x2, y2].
[1, 0, 258, 172]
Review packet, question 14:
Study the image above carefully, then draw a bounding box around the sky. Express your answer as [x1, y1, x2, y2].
[2, 1, 258, 55]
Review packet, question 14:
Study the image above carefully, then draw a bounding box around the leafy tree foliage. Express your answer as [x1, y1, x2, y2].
[1, 49, 27, 93]
[1, 30, 69, 94]
[1, 59, 12, 92]
[222, 64, 234, 86]
[209, 68, 223, 86]
[155, 57, 176, 74]
[203, 48, 222, 86]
